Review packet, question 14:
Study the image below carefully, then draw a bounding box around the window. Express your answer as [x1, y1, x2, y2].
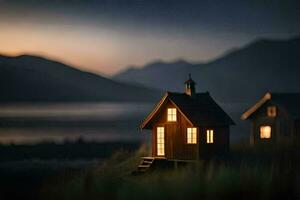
[167, 108, 177, 122]
[157, 127, 165, 156]
[206, 129, 214, 143]
[187, 128, 197, 144]
[267, 106, 277, 117]
[260, 126, 271, 139]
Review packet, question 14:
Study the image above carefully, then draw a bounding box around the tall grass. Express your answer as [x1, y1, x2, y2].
[40, 143, 300, 200]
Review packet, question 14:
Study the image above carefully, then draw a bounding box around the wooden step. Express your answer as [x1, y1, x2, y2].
[140, 161, 152, 165]
[143, 160, 153, 164]
[139, 161, 150, 166]
[140, 162, 151, 166]
[132, 157, 156, 175]
[138, 165, 150, 168]
[142, 157, 155, 161]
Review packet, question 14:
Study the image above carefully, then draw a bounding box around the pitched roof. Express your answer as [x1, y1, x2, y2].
[140, 92, 235, 129]
[272, 93, 300, 119]
[241, 92, 300, 120]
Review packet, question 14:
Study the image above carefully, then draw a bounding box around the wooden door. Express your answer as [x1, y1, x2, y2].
[165, 124, 175, 159]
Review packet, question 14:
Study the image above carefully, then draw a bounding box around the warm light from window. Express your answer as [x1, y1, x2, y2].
[187, 128, 197, 144]
[267, 106, 277, 117]
[167, 108, 177, 122]
[206, 130, 214, 143]
[260, 126, 271, 139]
[157, 127, 165, 156]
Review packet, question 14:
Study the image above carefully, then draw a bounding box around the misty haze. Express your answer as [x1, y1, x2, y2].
[0, 0, 300, 200]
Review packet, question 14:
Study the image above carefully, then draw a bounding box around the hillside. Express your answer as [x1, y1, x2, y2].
[114, 59, 196, 93]
[0, 55, 162, 103]
[114, 37, 300, 103]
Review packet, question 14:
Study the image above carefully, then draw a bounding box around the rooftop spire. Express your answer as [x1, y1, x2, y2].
[184, 73, 196, 96]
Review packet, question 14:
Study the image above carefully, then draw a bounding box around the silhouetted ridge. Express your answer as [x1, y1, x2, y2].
[0, 54, 162, 103]
[113, 36, 300, 102]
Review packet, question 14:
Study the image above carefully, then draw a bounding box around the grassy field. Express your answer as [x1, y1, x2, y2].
[37, 142, 300, 200]
[0, 141, 141, 200]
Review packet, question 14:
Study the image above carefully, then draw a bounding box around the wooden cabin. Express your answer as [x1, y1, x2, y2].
[140, 75, 235, 161]
[241, 92, 300, 145]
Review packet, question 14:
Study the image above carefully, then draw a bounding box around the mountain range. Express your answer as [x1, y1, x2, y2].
[1, 37, 299, 139]
[1, 36, 299, 105]
[114, 36, 300, 103]
[0, 55, 161, 103]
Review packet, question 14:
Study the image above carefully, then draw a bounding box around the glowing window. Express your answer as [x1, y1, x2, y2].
[157, 127, 165, 156]
[206, 130, 214, 143]
[167, 108, 177, 122]
[187, 128, 197, 144]
[260, 126, 271, 139]
[267, 106, 277, 117]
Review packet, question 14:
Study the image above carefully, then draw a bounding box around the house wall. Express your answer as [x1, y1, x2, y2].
[294, 120, 300, 138]
[250, 101, 294, 145]
[151, 100, 230, 160]
[152, 100, 197, 160]
[198, 126, 230, 156]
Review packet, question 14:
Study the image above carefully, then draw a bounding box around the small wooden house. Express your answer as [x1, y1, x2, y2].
[241, 92, 300, 145]
[140, 75, 235, 161]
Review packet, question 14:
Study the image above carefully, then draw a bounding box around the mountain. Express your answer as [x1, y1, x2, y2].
[113, 36, 300, 103]
[114, 59, 196, 92]
[0, 55, 162, 103]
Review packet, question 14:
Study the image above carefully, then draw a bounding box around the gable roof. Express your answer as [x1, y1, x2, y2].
[140, 92, 235, 129]
[241, 92, 300, 120]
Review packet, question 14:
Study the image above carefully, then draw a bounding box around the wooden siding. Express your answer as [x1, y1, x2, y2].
[198, 126, 229, 156]
[151, 99, 229, 160]
[249, 101, 295, 145]
[295, 121, 300, 137]
[151, 100, 197, 160]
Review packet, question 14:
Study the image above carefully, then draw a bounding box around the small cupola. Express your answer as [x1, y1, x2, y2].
[184, 74, 196, 96]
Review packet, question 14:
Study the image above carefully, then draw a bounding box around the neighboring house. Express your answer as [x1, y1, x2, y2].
[241, 92, 300, 145]
[139, 75, 234, 165]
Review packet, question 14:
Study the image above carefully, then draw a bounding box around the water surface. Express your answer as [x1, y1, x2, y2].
[0, 102, 153, 144]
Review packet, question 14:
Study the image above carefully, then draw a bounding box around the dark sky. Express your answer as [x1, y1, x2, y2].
[0, 0, 299, 74]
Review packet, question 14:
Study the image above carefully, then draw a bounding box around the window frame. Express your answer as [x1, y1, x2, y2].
[206, 129, 214, 144]
[167, 108, 177, 122]
[156, 127, 165, 156]
[260, 125, 272, 139]
[187, 127, 197, 144]
[267, 106, 277, 117]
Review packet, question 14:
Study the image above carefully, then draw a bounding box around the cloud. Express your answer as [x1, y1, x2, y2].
[2, 0, 299, 31]
[0, 0, 299, 75]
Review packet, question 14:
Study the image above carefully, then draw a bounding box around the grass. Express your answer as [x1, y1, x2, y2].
[38, 142, 300, 200]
